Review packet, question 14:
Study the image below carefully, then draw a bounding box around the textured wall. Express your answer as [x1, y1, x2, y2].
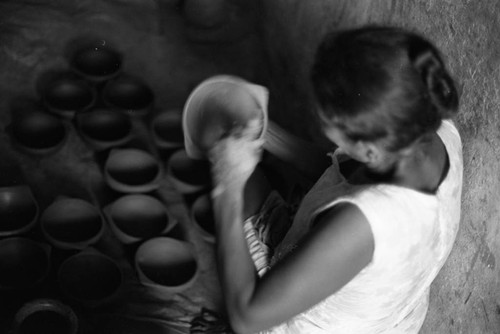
[257, 0, 500, 333]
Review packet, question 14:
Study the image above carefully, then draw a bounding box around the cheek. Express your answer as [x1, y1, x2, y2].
[327, 135, 366, 163]
[323, 128, 343, 146]
[340, 147, 364, 162]
[324, 130, 352, 154]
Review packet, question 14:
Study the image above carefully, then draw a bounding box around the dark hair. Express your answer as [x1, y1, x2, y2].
[311, 26, 459, 152]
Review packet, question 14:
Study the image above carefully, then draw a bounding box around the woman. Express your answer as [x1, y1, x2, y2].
[200, 26, 463, 333]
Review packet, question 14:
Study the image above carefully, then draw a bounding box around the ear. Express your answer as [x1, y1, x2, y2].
[357, 142, 384, 167]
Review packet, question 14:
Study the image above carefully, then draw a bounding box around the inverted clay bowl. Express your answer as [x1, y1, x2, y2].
[70, 44, 122, 82]
[182, 0, 228, 28]
[0, 185, 39, 237]
[102, 74, 154, 116]
[105, 194, 174, 244]
[58, 250, 122, 307]
[0, 237, 51, 291]
[183, 75, 268, 159]
[10, 110, 67, 154]
[12, 298, 78, 334]
[104, 148, 163, 193]
[42, 74, 96, 118]
[41, 198, 104, 250]
[135, 237, 198, 294]
[150, 109, 184, 149]
[167, 149, 211, 195]
[75, 108, 133, 150]
[191, 194, 215, 243]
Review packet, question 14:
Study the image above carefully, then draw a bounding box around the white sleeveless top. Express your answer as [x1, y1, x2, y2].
[259, 120, 463, 334]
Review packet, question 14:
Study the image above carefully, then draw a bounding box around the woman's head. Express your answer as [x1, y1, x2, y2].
[311, 26, 459, 155]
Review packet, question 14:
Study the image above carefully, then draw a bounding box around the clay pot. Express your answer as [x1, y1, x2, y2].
[12, 299, 78, 334]
[42, 74, 96, 119]
[70, 44, 122, 82]
[75, 108, 133, 150]
[40, 197, 104, 250]
[183, 1, 254, 44]
[0, 185, 39, 237]
[104, 148, 163, 193]
[190, 194, 215, 243]
[105, 194, 175, 244]
[183, 0, 228, 28]
[10, 109, 67, 154]
[102, 74, 154, 116]
[135, 237, 198, 294]
[0, 237, 51, 291]
[58, 250, 122, 307]
[183, 75, 268, 159]
[150, 109, 184, 149]
[167, 149, 211, 195]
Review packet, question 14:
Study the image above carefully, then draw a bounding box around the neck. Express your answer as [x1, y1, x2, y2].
[348, 133, 448, 194]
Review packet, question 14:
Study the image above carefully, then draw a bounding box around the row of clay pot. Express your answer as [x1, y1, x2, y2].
[0, 188, 199, 296]
[65, 43, 207, 306]
[6, 39, 157, 155]
[100, 146, 216, 241]
[0, 185, 178, 248]
[2, 234, 199, 334]
[76, 106, 185, 152]
[61, 42, 207, 303]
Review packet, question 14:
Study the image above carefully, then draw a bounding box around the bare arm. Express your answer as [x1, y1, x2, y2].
[213, 185, 374, 333]
[242, 203, 374, 331]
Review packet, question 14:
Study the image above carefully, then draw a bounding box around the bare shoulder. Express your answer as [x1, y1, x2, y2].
[308, 202, 375, 275]
[312, 202, 373, 236]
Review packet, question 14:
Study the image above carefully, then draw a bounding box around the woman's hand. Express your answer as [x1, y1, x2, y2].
[209, 119, 264, 192]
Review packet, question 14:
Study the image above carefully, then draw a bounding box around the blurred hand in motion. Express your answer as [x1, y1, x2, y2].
[209, 118, 264, 192]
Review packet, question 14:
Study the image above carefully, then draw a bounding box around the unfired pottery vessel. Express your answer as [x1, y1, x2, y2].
[183, 75, 268, 159]
[57, 249, 122, 307]
[0, 185, 39, 237]
[167, 149, 211, 195]
[42, 74, 96, 118]
[183, 0, 228, 28]
[12, 298, 78, 334]
[104, 148, 163, 193]
[0, 237, 51, 291]
[150, 109, 184, 149]
[40, 197, 104, 250]
[135, 237, 198, 294]
[102, 74, 154, 116]
[190, 193, 216, 243]
[105, 194, 175, 244]
[10, 109, 67, 154]
[70, 43, 122, 82]
[75, 107, 133, 150]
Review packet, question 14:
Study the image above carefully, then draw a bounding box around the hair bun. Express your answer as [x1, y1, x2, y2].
[412, 49, 459, 118]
